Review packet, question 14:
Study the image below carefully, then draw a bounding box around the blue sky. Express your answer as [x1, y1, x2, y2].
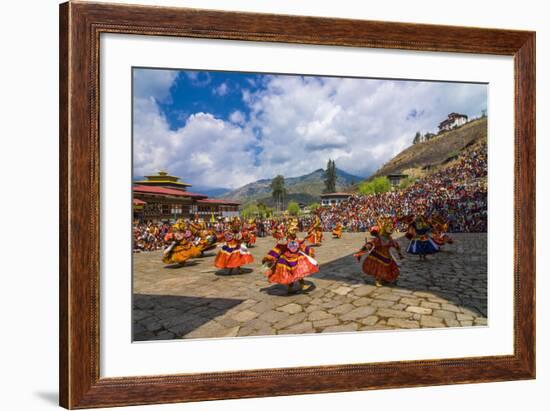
[133, 68, 487, 189]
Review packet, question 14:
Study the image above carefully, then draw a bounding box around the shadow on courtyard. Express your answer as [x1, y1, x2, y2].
[214, 267, 254, 276]
[132, 294, 244, 341]
[259, 280, 317, 296]
[313, 237, 487, 317]
[163, 261, 200, 269]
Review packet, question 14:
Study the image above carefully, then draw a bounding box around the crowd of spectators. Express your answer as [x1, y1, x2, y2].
[318, 144, 488, 233]
[133, 143, 487, 252]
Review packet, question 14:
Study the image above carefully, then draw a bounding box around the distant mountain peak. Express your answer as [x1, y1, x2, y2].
[220, 167, 363, 204]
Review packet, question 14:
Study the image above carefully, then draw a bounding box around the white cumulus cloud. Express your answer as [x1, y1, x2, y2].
[133, 69, 487, 189]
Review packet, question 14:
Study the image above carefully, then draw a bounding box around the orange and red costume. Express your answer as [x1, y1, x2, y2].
[354, 219, 402, 284]
[263, 239, 318, 285]
[305, 217, 323, 245]
[430, 216, 454, 246]
[214, 232, 254, 269]
[332, 223, 343, 239]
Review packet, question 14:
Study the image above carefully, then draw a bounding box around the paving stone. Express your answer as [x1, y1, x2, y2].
[292, 294, 312, 304]
[352, 297, 374, 306]
[414, 291, 436, 298]
[339, 306, 377, 321]
[456, 313, 474, 321]
[400, 297, 422, 306]
[321, 300, 341, 309]
[420, 301, 441, 310]
[185, 322, 229, 338]
[441, 303, 462, 313]
[387, 318, 420, 329]
[353, 285, 377, 297]
[370, 300, 395, 308]
[273, 312, 307, 330]
[216, 317, 240, 328]
[328, 303, 355, 315]
[223, 326, 240, 337]
[372, 292, 402, 302]
[406, 306, 433, 315]
[313, 318, 340, 328]
[333, 286, 353, 296]
[249, 301, 277, 313]
[376, 308, 413, 319]
[461, 307, 482, 317]
[444, 318, 460, 327]
[279, 321, 314, 334]
[432, 310, 457, 320]
[247, 318, 272, 330]
[258, 310, 289, 323]
[360, 316, 379, 326]
[277, 303, 303, 314]
[392, 288, 414, 295]
[308, 310, 334, 321]
[232, 309, 260, 322]
[420, 315, 445, 328]
[133, 310, 152, 321]
[427, 297, 449, 304]
[247, 328, 277, 336]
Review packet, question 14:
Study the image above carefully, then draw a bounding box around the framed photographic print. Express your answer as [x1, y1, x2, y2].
[59, 1, 535, 408]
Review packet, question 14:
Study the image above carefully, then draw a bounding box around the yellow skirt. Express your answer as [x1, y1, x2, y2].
[163, 243, 202, 264]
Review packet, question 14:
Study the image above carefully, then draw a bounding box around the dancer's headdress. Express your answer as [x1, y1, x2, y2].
[376, 216, 395, 236]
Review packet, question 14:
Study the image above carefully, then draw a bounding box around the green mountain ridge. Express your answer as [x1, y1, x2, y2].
[219, 168, 362, 205]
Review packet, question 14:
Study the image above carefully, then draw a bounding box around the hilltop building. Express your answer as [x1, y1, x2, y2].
[320, 192, 352, 207]
[133, 171, 239, 222]
[438, 112, 468, 132]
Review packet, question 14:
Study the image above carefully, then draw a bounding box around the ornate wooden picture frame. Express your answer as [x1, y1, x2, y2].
[59, 1, 535, 408]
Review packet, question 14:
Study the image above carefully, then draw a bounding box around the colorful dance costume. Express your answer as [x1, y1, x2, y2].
[241, 222, 257, 247]
[305, 217, 323, 245]
[406, 216, 439, 259]
[162, 229, 202, 265]
[332, 223, 343, 239]
[214, 231, 254, 272]
[354, 219, 402, 286]
[263, 229, 318, 293]
[272, 223, 285, 241]
[195, 229, 218, 254]
[430, 216, 454, 247]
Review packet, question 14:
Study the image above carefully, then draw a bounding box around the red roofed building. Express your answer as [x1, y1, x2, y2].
[133, 171, 239, 222]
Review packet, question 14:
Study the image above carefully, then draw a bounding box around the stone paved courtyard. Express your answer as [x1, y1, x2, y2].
[133, 232, 487, 341]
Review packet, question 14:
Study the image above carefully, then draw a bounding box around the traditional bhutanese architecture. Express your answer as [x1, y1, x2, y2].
[320, 192, 352, 207]
[438, 112, 468, 132]
[385, 173, 408, 188]
[134, 170, 192, 190]
[133, 171, 240, 222]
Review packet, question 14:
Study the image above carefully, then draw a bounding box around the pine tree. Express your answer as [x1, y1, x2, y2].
[270, 175, 286, 211]
[324, 159, 337, 193]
